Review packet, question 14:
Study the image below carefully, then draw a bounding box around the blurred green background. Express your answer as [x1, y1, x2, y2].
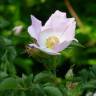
[0, 0, 96, 74]
[0, 0, 96, 95]
[0, 0, 96, 73]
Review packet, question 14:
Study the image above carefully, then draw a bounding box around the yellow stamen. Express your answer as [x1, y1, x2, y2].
[46, 36, 59, 49]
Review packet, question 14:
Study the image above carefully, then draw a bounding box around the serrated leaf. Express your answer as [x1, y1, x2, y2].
[7, 46, 16, 61]
[31, 84, 46, 96]
[79, 69, 89, 81]
[21, 74, 33, 87]
[0, 77, 19, 90]
[43, 86, 63, 96]
[33, 72, 55, 83]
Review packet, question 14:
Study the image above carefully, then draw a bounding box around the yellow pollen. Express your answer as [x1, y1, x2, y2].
[46, 36, 59, 49]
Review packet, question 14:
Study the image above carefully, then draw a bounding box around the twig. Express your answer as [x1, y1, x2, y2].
[64, 0, 84, 28]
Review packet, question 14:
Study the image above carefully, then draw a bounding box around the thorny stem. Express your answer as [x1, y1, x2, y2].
[64, 0, 84, 28]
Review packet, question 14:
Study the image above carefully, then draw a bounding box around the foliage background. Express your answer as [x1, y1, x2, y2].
[0, 0, 96, 96]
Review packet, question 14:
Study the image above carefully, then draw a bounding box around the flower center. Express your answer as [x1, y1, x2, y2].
[46, 36, 59, 49]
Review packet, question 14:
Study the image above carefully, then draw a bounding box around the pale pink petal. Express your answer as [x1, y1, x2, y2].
[54, 41, 72, 52]
[28, 15, 42, 40]
[54, 19, 76, 53]
[58, 18, 76, 42]
[39, 19, 76, 48]
[29, 44, 60, 55]
[39, 28, 62, 48]
[44, 10, 66, 29]
[63, 18, 76, 40]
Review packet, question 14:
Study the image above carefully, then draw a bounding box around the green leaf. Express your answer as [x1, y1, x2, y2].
[43, 86, 63, 96]
[7, 46, 17, 61]
[71, 40, 85, 48]
[88, 59, 96, 65]
[0, 77, 19, 90]
[0, 71, 8, 79]
[33, 72, 55, 83]
[21, 74, 33, 87]
[30, 84, 45, 96]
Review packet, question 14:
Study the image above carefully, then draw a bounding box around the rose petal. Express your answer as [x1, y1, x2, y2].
[60, 19, 76, 42]
[29, 44, 60, 55]
[64, 18, 76, 39]
[54, 40, 72, 52]
[39, 28, 62, 48]
[44, 10, 66, 29]
[28, 15, 42, 40]
[40, 18, 76, 48]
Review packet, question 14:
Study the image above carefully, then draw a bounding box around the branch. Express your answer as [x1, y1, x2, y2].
[64, 0, 84, 28]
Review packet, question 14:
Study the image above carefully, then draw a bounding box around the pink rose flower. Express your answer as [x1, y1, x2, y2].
[28, 10, 77, 55]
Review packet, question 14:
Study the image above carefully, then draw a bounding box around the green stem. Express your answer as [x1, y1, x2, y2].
[52, 56, 58, 76]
